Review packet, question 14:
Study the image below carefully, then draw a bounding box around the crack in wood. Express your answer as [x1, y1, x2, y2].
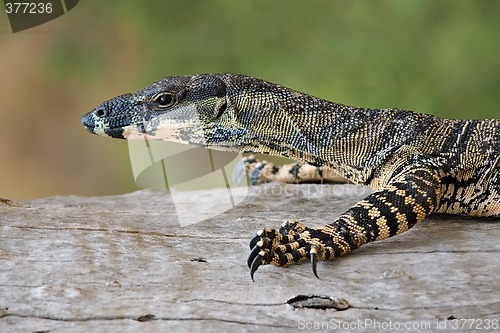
[0, 313, 293, 328]
[287, 295, 350, 310]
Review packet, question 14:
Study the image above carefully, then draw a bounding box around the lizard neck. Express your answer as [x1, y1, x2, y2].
[230, 82, 438, 184]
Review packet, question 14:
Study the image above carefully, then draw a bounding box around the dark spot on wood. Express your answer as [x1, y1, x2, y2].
[190, 257, 208, 263]
[287, 295, 350, 311]
[137, 314, 157, 322]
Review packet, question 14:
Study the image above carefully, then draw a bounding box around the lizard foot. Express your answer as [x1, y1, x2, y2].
[240, 155, 349, 185]
[248, 220, 337, 281]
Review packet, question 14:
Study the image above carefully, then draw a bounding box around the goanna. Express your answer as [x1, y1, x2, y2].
[81, 73, 500, 280]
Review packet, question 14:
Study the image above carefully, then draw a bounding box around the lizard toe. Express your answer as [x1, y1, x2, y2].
[249, 248, 273, 281]
[279, 219, 308, 237]
[247, 237, 272, 268]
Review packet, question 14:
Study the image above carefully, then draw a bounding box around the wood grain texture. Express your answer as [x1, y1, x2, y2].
[1, 183, 499, 332]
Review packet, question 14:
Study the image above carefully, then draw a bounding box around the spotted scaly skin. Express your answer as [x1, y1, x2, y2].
[81, 73, 500, 280]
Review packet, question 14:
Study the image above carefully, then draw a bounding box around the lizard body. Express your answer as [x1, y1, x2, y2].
[81, 73, 500, 279]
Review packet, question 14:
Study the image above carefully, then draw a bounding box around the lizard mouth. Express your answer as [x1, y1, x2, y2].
[81, 112, 126, 139]
[102, 127, 125, 139]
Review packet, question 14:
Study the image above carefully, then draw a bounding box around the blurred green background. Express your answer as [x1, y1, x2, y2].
[0, 0, 499, 199]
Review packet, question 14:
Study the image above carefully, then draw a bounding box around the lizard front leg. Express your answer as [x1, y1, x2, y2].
[248, 164, 441, 280]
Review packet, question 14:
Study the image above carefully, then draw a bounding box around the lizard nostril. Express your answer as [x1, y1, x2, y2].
[94, 108, 107, 118]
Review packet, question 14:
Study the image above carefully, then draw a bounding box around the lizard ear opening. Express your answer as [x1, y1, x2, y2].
[188, 75, 229, 121]
[215, 98, 228, 119]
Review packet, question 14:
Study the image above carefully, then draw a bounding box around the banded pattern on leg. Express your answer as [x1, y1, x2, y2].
[248, 163, 441, 279]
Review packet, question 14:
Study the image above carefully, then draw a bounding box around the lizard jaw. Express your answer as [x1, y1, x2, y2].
[81, 112, 127, 139]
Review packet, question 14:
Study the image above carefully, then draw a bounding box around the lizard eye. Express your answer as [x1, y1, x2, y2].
[153, 93, 175, 108]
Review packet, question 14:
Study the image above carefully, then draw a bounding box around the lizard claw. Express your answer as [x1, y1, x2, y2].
[249, 233, 261, 250]
[247, 237, 272, 268]
[310, 247, 319, 279]
[250, 251, 268, 281]
[247, 243, 262, 268]
[249, 228, 274, 250]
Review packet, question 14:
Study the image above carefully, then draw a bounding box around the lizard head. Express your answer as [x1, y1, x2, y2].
[82, 73, 320, 157]
[81, 74, 257, 151]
